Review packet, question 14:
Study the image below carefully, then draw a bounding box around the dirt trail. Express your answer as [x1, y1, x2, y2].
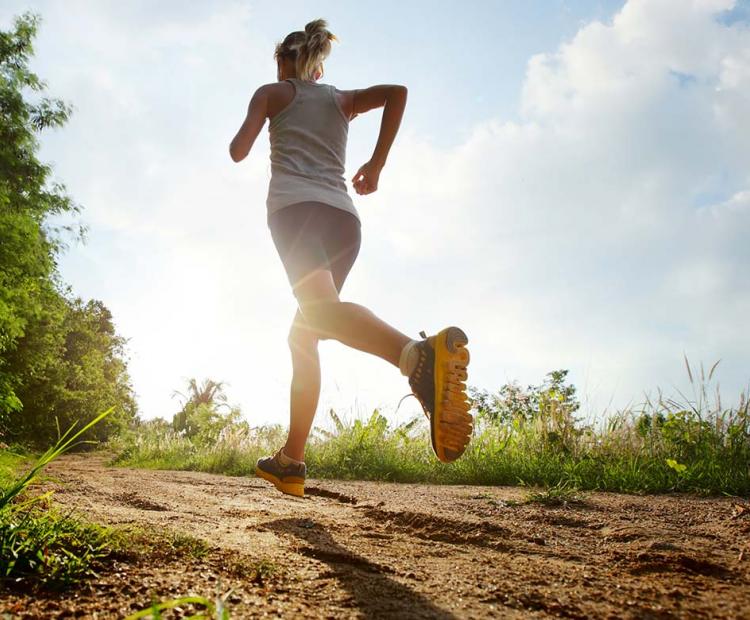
[4, 454, 749, 618]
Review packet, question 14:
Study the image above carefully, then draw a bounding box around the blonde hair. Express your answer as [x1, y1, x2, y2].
[274, 19, 337, 81]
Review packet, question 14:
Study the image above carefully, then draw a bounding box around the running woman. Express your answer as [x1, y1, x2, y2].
[229, 19, 472, 497]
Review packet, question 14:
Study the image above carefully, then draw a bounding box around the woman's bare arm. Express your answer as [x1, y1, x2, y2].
[229, 85, 270, 162]
[346, 84, 408, 195]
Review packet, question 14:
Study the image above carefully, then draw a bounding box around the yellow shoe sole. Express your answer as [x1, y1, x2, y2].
[431, 326, 472, 463]
[255, 466, 305, 498]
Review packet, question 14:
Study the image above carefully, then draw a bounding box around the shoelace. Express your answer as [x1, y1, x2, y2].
[395, 392, 421, 416]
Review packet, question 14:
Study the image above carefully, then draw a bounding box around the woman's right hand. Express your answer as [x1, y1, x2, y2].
[352, 160, 382, 195]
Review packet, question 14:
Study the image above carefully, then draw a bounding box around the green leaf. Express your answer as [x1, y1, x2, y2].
[666, 458, 687, 473]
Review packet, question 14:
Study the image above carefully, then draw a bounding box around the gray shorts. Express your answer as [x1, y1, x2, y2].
[267, 201, 361, 294]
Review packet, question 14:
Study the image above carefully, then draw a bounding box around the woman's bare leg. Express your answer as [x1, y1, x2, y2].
[283, 309, 321, 462]
[281, 270, 411, 461]
[293, 270, 411, 366]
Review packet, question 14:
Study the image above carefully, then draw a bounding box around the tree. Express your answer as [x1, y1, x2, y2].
[0, 13, 136, 445]
[1, 12, 78, 421]
[5, 296, 137, 445]
[173, 379, 230, 413]
[470, 370, 580, 425]
[172, 379, 243, 442]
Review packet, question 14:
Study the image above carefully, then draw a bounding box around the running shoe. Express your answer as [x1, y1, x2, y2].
[255, 450, 306, 497]
[408, 327, 472, 463]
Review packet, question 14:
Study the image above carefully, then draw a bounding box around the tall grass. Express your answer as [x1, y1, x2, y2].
[0, 449, 30, 489]
[1, 408, 116, 587]
[112, 367, 750, 496]
[110, 421, 287, 477]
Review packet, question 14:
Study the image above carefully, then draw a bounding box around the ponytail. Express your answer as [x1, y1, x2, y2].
[274, 19, 337, 81]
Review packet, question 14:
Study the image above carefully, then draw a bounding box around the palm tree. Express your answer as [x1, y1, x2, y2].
[172, 378, 230, 434]
[172, 378, 229, 410]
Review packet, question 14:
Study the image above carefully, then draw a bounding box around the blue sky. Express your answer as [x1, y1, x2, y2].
[1, 0, 748, 426]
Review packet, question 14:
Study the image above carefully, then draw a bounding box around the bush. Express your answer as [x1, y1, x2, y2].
[1, 409, 117, 587]
[112, 365, 750, 495]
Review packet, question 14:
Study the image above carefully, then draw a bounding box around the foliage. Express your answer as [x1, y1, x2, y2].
[469, 369, 579, 425]
[0, 499, 113, 588]
[125, 594, 232, 620]
[0, 409, 116, 587]
[522, 481, 586, 506]
[113, 366, 750, 496]
[172, 379, 245, 443]
[1, 12, 75, 418]
[110, 378, 251, 475]
[4, 297, 137, 446]
[0, 12, 136, 445]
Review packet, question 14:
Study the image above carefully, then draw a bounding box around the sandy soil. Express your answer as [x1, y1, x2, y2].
[2, 454, 749, 619]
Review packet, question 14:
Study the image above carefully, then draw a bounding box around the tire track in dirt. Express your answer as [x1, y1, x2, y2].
[11, 453, 749, 619]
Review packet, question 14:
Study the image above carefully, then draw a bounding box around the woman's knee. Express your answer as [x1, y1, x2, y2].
[287, 320, 320, 352]
[299, 299, 344, 335]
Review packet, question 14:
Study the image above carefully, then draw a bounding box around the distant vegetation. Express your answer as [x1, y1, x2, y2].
[0, 12, 136, 448]
[112, 365, 750, 496]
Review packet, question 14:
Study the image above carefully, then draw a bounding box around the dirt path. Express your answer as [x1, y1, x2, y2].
[4, 454, 749, 618]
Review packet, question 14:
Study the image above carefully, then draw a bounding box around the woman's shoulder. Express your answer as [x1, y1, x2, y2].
[259, 81, 297, 121]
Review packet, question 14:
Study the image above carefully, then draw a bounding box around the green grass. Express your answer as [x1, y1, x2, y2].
[0, 409, 122, 588]
[111, 383, 750, 496]
[0, 448, 31, 488]
[113, 526, 211, 562]
[522, 481, 586, 506]
[0, 496, 114, 588]
[109, 365, 750, 496]
[1, 484, 214, 591]
[125, 594, 232, 620]
[227, 557, 278, 585]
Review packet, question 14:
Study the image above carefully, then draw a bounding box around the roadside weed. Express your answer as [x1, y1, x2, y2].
[112, 365, 750, 496]
[1, 409, 115, 586]
[125, 592, 232, 620]
[522, 482, 586, 507]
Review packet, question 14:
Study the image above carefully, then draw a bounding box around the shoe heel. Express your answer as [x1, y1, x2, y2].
[255, 467, 305, 498]
[276, 481, 305, 497]
[444, 326, 468, 352]
[443, 327, 470, 365]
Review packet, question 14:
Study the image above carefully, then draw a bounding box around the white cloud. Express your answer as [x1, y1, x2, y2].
[3, 0, 748, 426]
[362, 0, 750, 413]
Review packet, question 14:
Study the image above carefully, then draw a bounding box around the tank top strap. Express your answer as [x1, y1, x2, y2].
[286, 77, 312, 90]
[285, 77, 318, 105]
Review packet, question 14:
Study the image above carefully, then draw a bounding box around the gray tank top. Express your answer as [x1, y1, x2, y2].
[266, 78, 359, 220]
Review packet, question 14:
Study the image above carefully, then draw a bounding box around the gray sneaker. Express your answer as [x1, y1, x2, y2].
[255, 450, 306, 497]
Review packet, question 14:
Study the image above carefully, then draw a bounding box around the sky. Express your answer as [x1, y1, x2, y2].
[1, 0, 749, 427]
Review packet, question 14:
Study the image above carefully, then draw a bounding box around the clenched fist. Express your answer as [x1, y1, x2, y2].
[352, 160, 383, 195]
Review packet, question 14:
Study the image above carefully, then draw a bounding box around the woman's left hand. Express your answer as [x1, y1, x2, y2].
[352, 160, 382, 195]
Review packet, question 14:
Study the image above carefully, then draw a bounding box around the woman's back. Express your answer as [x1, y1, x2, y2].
[266, 78, 358, 220]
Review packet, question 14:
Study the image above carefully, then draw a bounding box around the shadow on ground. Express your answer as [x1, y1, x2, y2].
[264, 517, 457, 619]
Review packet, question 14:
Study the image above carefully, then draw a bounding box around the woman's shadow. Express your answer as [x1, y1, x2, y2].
[263, 517, 457, 619]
